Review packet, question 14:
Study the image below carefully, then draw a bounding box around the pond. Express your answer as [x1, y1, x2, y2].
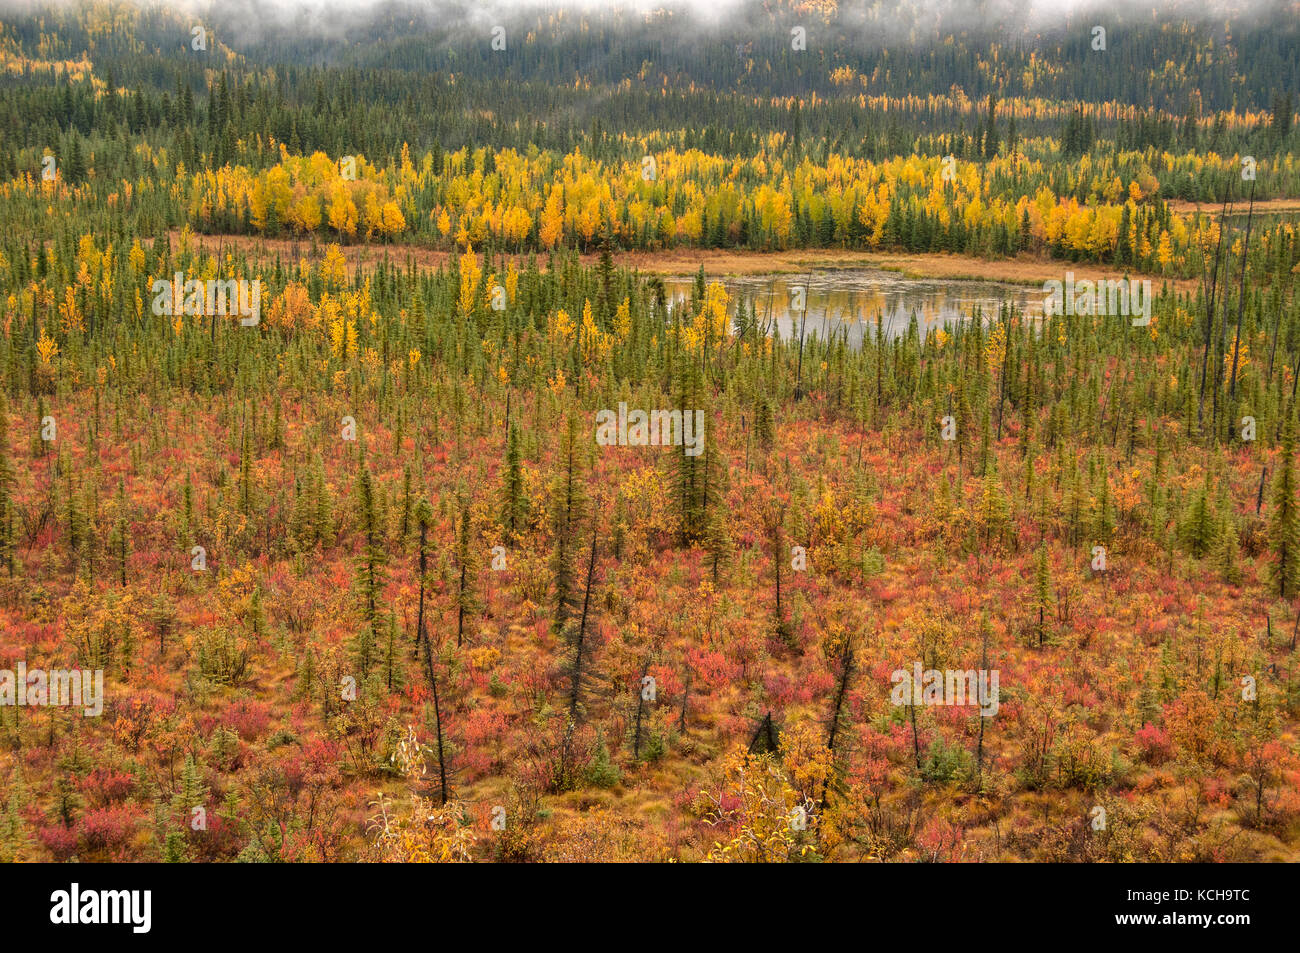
[660, 268, 1047, 345]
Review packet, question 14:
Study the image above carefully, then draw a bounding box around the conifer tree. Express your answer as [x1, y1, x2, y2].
[1091, 456, 1116, 543]
[352, 451, 386, 677]
[1217, 514, 1243, 584]
[171, 754, 208, 835]
[501, 422, 526, 536]
[977, 465, 1009, 549]
[1180, 475, 1218, 558]
[978, 405, 993, 476]
[1269, 412, 1300, 599]
[452, 500, 481, 648]
[112, 478, 129, 586]
[755, 396, 775, 451]
[551, 415, 588, 632]
[767, 503, 792, 643]
[0, 395, 14, 575]
[66, 476, 85, 575]
[238, 418, 254, 517]
[414, 499, 433, 649]
[703, 501, 732, 585]
[381, 611, 403, 692]
[1033, 541, 1053, 647]
[672, 353, 711, 544]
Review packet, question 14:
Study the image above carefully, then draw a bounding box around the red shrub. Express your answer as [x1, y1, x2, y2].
[1134, 722, 1172, 764]
[77, 805, 143, 859]
[36, 823, 78, 860]
[79, 767, 136, 805]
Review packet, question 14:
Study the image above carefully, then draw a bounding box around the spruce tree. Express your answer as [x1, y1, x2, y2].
[1269, 413, 1300, 598]
[501, 422, 526, 536]
[381, 612, 403, 692]
[703, 502, 732, 585]
[755, 396, 775, 451]
[112, 478, 129, 586]
[671, 352, 710, 544]
[1216, 514, 1243, 584]
[352, 452, 386, 677]
[452, 500, 481, 648]
[1033, 542, 1053, 647]
[0, 395, 13, 575]
[1179, 475, 1218, 558]
[414, 499, 433, 649]
[551, 415, 588, 632]
[238, 418, 254, 517]
[1091, 456, 1116, 543]
[767, 503, 792, 643]
[977, 465, 1009, 549]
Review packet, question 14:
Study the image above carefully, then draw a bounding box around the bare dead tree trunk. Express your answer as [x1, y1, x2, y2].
[567, 528, 599, 723]
[820, 638, 855, 815]
[1227, 178, 1257, 405]
[976, 622, 990, 786]
[415, 518, 428, 647]
[1197, 193, 1231, 430]
[632, 657, 649, 760]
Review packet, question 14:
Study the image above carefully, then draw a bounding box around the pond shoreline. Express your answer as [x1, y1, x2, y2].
[172, 230, 1197, 293]
[622, 248, 1195, 293]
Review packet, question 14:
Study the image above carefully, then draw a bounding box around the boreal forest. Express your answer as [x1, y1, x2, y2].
[0, 0, 1298, 868]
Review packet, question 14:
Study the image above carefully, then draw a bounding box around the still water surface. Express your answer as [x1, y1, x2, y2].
[661, 268, 1046, 345]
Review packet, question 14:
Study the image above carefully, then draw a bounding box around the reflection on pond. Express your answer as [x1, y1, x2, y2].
[660, 268, 1046, 345]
